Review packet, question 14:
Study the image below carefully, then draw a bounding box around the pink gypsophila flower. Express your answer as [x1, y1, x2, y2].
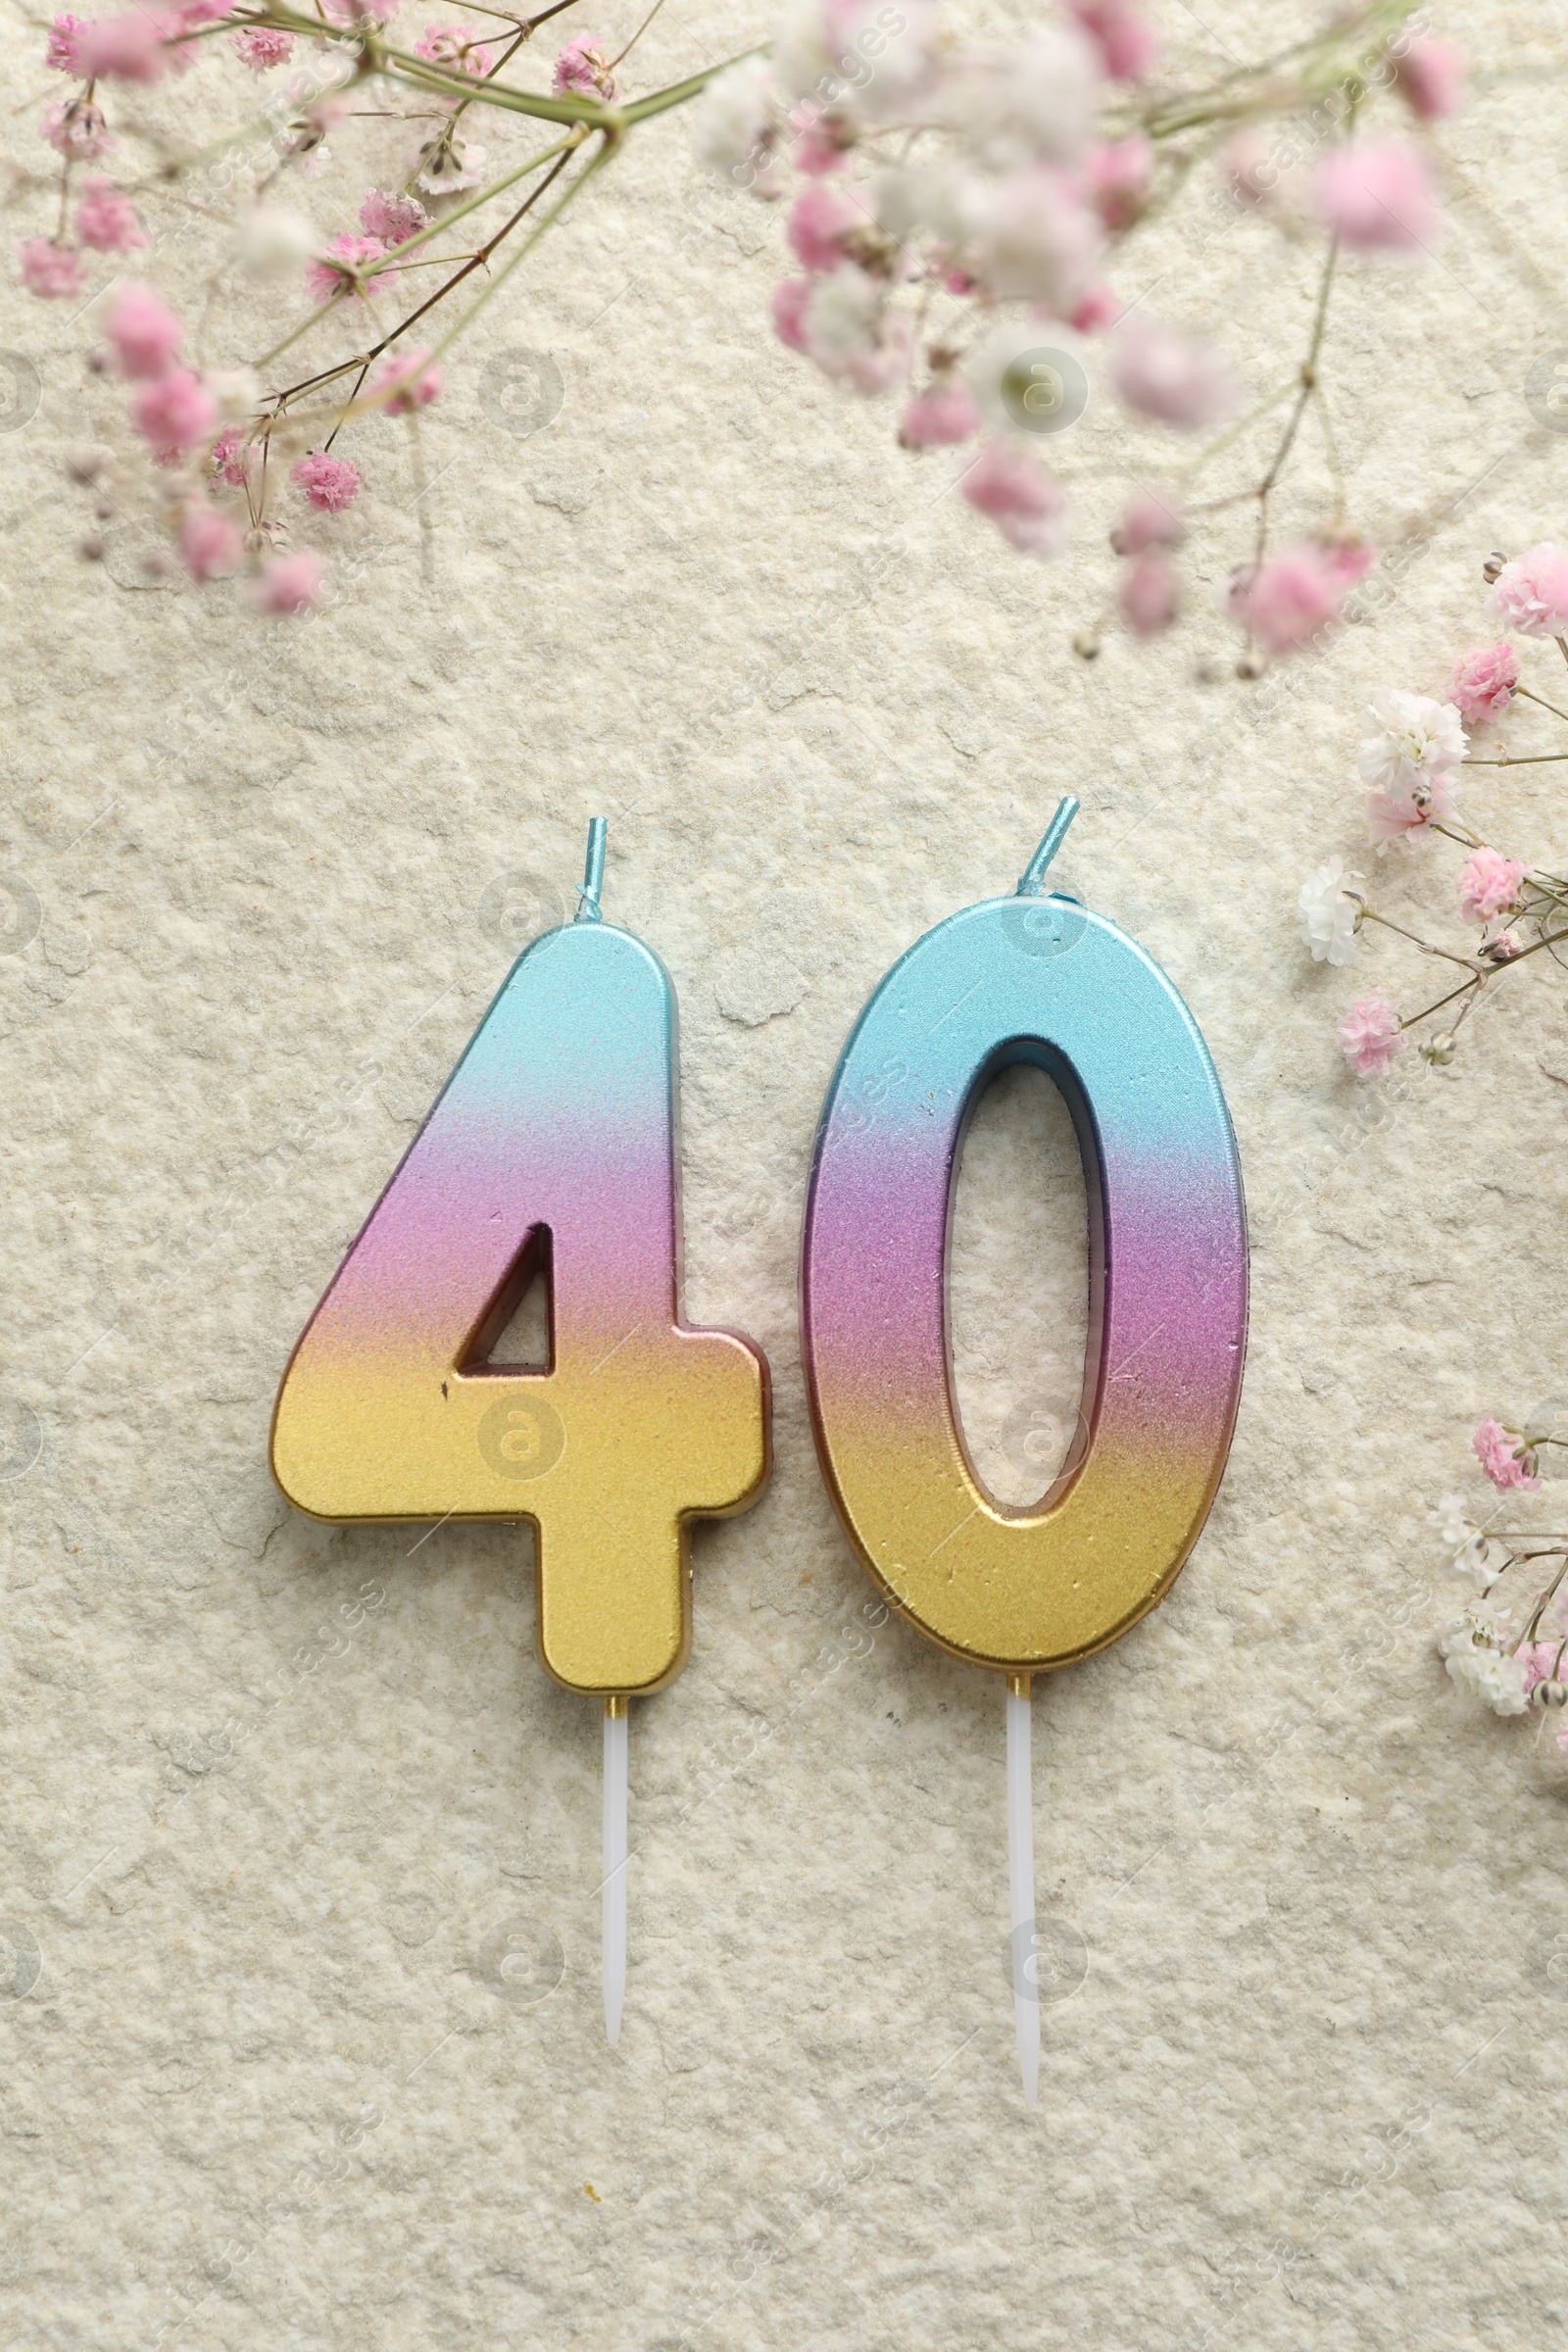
[1394, 35, 1467, 122]
[1111, 486, 1183, 554]
[416, 24, 492, 74]
[1494, 546, 1568, 638]
[1339, 991, 1405, 1078]
[360, 188, 426, 245]
[1318, 536, 1376, 596]
[787, 185, 860, 273]
[1087, 135, 1152, 231]
[771, 278, 811, 354]
[75, 176, 146, 254]
[75, 8, 181, 82]
[179, 500, 242, 581]
[232, 27, 295, 70]
[1069, 0, 1157, 81]
[1448, 642, 1519, 723]
[43, 97, 111, 158]
[1522, 1642, 1564, 1698]
[960, 440, 1067, 559]
[1457, 848, 1526, 923]
[370, 346, 442, 412]
[1474, 1416, 1541, 1492]
[1313, 140, 1439, 254]
[1228, 540, 1368, 655]
[251, 549, 327, 615]
[1070, 282, 1121, 332]
[107, 284, 182, 378]
[1111, 317, 1235, 428]
[306, 235, 392, 303]
[46, 13, 83, 71]
[17, 237, 86, 299]
[553, 36, 613, 98]
[211, 428, 251, 487]
[133, 367, 217, 455]
[899, 380, 980, 448]
[791, 105, 853, 177]
[292, 451, 363, 512]
[1118, 551, 1178, 637]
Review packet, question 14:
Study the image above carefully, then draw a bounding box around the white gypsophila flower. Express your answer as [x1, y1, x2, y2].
[205, 366, 262, 422]
[696, 54, 775, 173]
[1432, 1494, 1498, 1587]
[236, 205, 316, 278]
[803, 263, 882, 372]
[1440, 1600, 1520, 1652]
[872, 161, 986, 245]
[1357, 689, 1465, 797]
[1298, 857, 1359, 966]
[415, 136, 486, 196]
[965, 317, 1086, 432]
[1442, 1633, 1530, 1716]
[772, 0, 934, 122]
[945, 27, 1098, 171]
[1434, 1493, 1470, 1553]
[970, 167, 1102, 308]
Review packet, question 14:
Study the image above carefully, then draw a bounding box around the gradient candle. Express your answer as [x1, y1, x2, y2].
[270, 822, 771, 2036]
[799, 799, 1247, 2096]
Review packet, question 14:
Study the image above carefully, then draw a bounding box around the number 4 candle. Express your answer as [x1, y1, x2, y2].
[800, 798, 1248, 2102]
[270, 821, 772, 2041]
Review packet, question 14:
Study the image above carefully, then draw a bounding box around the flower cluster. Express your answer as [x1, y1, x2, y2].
[698, 1, 1459, 665]
[1435, 1451, 1568, 1751]
[16, 6, 663, 606]
[1297, 547, 1568, 1074]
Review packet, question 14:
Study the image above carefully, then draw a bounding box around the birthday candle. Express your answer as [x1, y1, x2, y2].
[271, 822, 771, 2038]
[800, 799, 1248, 2100]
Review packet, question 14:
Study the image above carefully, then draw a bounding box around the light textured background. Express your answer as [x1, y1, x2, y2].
[3, 4, 1568, 2347]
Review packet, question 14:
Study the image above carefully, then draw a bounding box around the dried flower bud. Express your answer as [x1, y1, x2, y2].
[1535, 1679, 1568, 1708]
[1236, 653, 1266, 680]
[1072, 630, 1102, 661]
[78, 534, 105, 561]
[65, 448, 103, 485]
[93, 501, 114, 521]
[1482, 551, 1508, 584]
[1421, 1032, 1457, 1065]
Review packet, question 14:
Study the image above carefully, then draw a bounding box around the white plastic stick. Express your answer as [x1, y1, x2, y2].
[603, 1701, 628, 2046]
[1006, 1681, 1039, 2107]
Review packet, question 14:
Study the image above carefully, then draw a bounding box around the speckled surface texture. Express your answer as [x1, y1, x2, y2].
[2, 5, 1568, 2347]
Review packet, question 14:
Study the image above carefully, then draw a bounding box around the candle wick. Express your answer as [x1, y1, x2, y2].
[1006, 1676, 1040, 2108]
[576, 816, 608, 925]
[1016, 796, 1080, 899]
[603, 1693, 628, 2045]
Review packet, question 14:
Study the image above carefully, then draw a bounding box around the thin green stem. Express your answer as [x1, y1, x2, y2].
[1358, 907, 1480, 972]
[423, 135, 611, 363]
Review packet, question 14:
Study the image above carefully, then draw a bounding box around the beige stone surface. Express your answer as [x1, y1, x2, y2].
[2, 4, 1568, 2347]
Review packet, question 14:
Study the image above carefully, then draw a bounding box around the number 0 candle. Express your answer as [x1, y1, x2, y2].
[270, 821, 772, 2041]
[799, 799, 1248, 2101]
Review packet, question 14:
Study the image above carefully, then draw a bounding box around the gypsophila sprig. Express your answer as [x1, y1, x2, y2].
[1297, 546, 1568, 1076]
[1435, 1433, 1568, 1749]
[20, 1, 752, 609]
[696, 2, 1464, 672]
